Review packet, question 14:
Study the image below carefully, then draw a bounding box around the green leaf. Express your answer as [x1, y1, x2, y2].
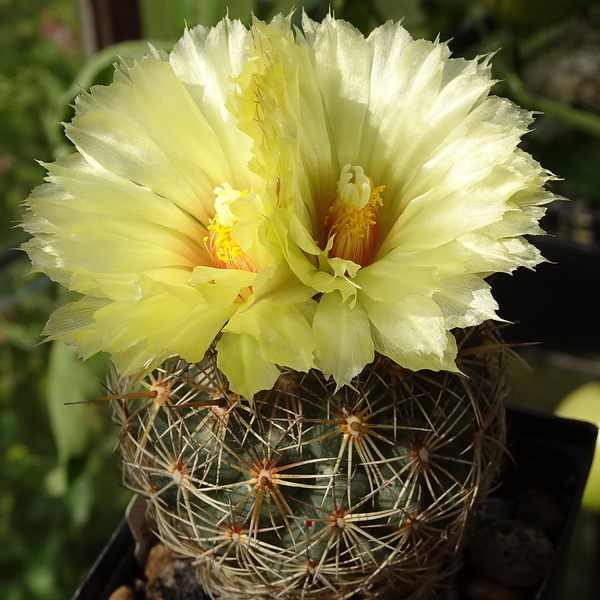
[45, 342, 104, 466]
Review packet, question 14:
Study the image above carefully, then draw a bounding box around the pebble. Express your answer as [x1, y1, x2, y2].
[468, 519, 554, 588]
[108, 585, 136, 600]
[145, 543, 176, 582]
[144, 543, 207, 600]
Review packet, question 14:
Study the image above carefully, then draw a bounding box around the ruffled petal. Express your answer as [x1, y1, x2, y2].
[69, 54, 259, 224]
[43, 296, 110, 347]
[362, 294, 459, 372]
[432, 275, 500, 329]
[22, 154, 210, 301]
[230, 16, 337, 238]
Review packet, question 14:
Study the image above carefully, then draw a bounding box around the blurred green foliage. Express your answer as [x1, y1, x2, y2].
[2, 0, 600, 599]
[0, 0, 78, 250]
[0, 2, 132, 599]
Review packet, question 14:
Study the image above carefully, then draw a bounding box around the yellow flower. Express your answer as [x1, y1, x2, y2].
[22, 13, 556, 398]
[22, 18, 315, 400]
[240, 15, 556, 387]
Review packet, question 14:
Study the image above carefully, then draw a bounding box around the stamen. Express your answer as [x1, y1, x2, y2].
[205, 217, 256, 271]
[324, 165, 383, 268]
[204, 183, 257, 272]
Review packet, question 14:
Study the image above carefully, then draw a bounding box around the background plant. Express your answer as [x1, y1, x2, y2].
[0, 2, 130, 599]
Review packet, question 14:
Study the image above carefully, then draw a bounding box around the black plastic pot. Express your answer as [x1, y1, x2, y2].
[71, 405, 597, 600]
[71, 516, 142, 600]
[480, 406, 597, 600]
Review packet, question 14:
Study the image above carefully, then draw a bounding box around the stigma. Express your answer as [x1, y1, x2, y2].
[323, 165, 383, 268]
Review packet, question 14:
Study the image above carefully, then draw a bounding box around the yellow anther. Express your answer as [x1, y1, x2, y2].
[204, 181, 260, 272]
[205, 216, 256, 271]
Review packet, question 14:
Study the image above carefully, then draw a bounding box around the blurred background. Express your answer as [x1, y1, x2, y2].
[1, 0, 600, 598]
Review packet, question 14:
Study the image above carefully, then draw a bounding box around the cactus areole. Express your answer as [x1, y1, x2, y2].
[22, 11, 556, 600]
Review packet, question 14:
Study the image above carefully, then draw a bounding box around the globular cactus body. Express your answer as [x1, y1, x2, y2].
[112, 324, 507, 599]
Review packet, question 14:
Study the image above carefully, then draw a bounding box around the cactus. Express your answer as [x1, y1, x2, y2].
[111, 322, 507, 599]
[20, 11, 556, 600]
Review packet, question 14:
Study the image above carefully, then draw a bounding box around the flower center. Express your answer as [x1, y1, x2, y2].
[206, 218, 256, 271]
[204, 184, 256, 272]
[323, 165, 383, 268]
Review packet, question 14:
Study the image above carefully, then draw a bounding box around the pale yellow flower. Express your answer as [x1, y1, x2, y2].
[22, 18, 315, 399]
[239, 15, 556, 387]
[22, 14, 556, 399]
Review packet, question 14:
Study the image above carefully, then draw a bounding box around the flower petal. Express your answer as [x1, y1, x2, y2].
[361, 293, 457, 371]
[216, 332, 281, 400]
[371, 325, 459, 374]
[353, 260, 439, 303]
[190, 266, 255, 307]
[230, 16, 337, 236]
[313, 290, 374, 387]
[432, 275, 500, 329]
[224, 299, 316, 373]
[43, 296, 110, 348]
